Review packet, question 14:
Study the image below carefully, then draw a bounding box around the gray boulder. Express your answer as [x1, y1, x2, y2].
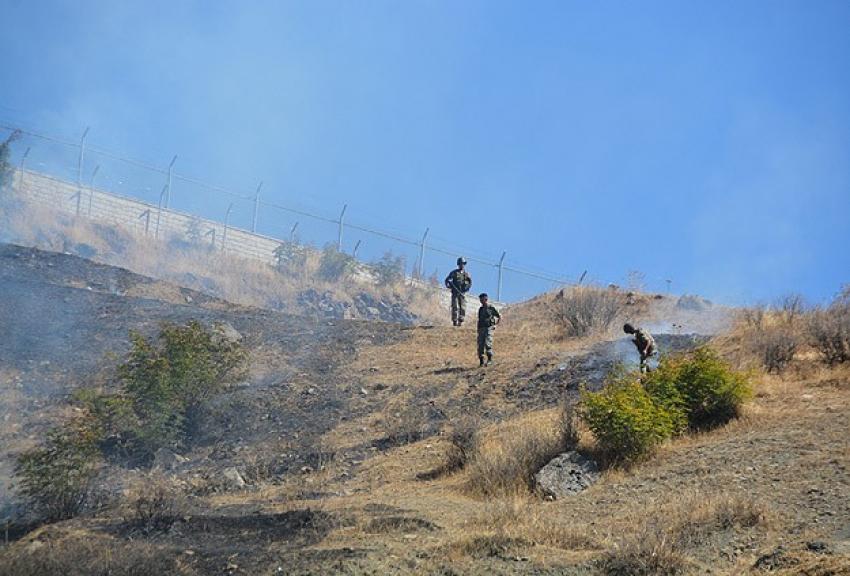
[214, 322, 243, 344]
[221, 467, 246, 489]
[152, 448, 188, 471]
[534, 451, 599, 499]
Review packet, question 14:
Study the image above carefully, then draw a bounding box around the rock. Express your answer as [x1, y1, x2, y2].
[677, 294, 712, 311]
[214, 322, 242, 344]
[534, 451, 599, 499]
[153, 448, 188, 471]
[221, 467, 246, 488]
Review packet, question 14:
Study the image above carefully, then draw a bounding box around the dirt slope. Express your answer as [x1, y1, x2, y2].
[1, 244, 848, 575]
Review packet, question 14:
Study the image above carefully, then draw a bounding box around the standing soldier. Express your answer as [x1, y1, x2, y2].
[623, 323, 657, 373]
[477, 293, 501, 366]
[445, 257, 472, 326]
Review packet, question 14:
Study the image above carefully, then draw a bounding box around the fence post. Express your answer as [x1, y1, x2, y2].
[77, 126, 89, 195]
[290, 221, 299, 244]
[140, 209, 151, 235]
[353, 239, 362, 258]
[337, 204, 347, 250]
[87, 164, 100, 217]
[252, 181, 263, 233]
[165, 155, 177, 208]
[223, 202, 234, 250]
[418, 227, 429, 278]
[497, 251, 507, 301]
[18, 146, 30, 189]
[155, 184, 167, 239]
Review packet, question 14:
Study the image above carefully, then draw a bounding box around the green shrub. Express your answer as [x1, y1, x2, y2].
[645, 348, 751, 430]
[580, 374, 677, 463]
[14, 417, 102, 521]
[317, 244, 355, 282]
[77, 321, 245, 462]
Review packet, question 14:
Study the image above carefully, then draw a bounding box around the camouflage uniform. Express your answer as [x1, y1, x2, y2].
[444, 268, 472, 326]
[633, 328, 657, 373]
[477, 303, 501, 365]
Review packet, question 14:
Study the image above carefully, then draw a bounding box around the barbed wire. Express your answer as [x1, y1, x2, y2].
[1, 121, 580, 290]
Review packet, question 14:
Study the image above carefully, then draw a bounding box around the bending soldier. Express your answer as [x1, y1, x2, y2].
[624, 323, 656, 373]
[477, 293, 501, 366]
[444, 257, 472, 326]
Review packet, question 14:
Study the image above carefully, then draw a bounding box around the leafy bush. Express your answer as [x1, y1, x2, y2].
[580, 377, 677, 463]
[555, 286, 624, 338]
[807, 289, 850, 366]
[14, 417, 101, 521]
[76, 321, 245, 463]
[371, 252, 406, 286]
[316, 244, 355, 282]
[581, 349, 751, 463]
[644, 348, 751, 431]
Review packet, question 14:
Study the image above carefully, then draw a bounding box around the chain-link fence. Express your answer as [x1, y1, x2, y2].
[1, 122, 597, 302]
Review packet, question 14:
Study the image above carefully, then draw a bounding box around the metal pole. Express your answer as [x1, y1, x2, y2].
[666, 279, 672, 294]
[497, 251, 507, 301]
[252, 181, 263, 233]
[418, 227, 429, 278]
[87, 164, 100, 216]
[165, 155, 177, 208]
[290, 221, 299, 244]
[337, 204, 347, 251]
[140, 209, 151, 235]
[77, 127, 89, 192]
[223, 202, 233, 250]
[18, 146, 30, 189]
[353, 239, 362, 258]
[155, 184, 167, 239]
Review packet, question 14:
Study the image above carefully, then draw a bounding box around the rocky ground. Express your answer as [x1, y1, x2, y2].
[1, 243, 848, 575]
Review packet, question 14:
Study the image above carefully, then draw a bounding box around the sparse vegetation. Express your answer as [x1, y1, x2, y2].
[129, 474, 183, 534]
[273, 240, 308, 276]
[14, 416, 102, 522]
[444, 417, 481, 472]
[465, 412, 567, 497]
[555, 286, 624, 338]
[740, 295, 806, 373]
[807, 287, 850, 366]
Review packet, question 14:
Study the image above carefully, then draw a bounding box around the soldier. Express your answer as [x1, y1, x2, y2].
[477, 293, 501, 367]
[444, 257, 472, 326]
[623, 323, 656, 373]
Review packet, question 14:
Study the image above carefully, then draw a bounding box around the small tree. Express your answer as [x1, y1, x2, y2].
[317, 244, 355, 282]
[807, 288, 850, 366]
[15, 417, 102, 521]
[274, 240, 307, 275]
[372, 251, 406, 286]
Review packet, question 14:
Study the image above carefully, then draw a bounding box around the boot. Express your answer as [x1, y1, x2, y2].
[486, 353, 493, 366]
[479, 356, 485, 367]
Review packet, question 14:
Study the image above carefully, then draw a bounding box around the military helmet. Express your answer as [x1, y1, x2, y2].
[457, 257, 467, 266]
[623, 323, 635, 334]
[479, 293, 489, 299]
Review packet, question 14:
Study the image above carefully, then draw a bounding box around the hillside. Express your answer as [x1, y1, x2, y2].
[1, 245, 848, 575]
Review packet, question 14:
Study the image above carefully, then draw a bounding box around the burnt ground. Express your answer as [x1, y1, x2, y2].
[4, 244, 847, 575]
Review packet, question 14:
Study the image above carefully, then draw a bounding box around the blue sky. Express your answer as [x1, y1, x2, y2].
[1, 0, 848, 304]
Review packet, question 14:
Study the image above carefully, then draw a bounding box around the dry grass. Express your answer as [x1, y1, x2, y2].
[464, 409, 568, 497]
[2, 191, 446, 323]
[0, 530, 195, 576]
[601, 492, 770, 575]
